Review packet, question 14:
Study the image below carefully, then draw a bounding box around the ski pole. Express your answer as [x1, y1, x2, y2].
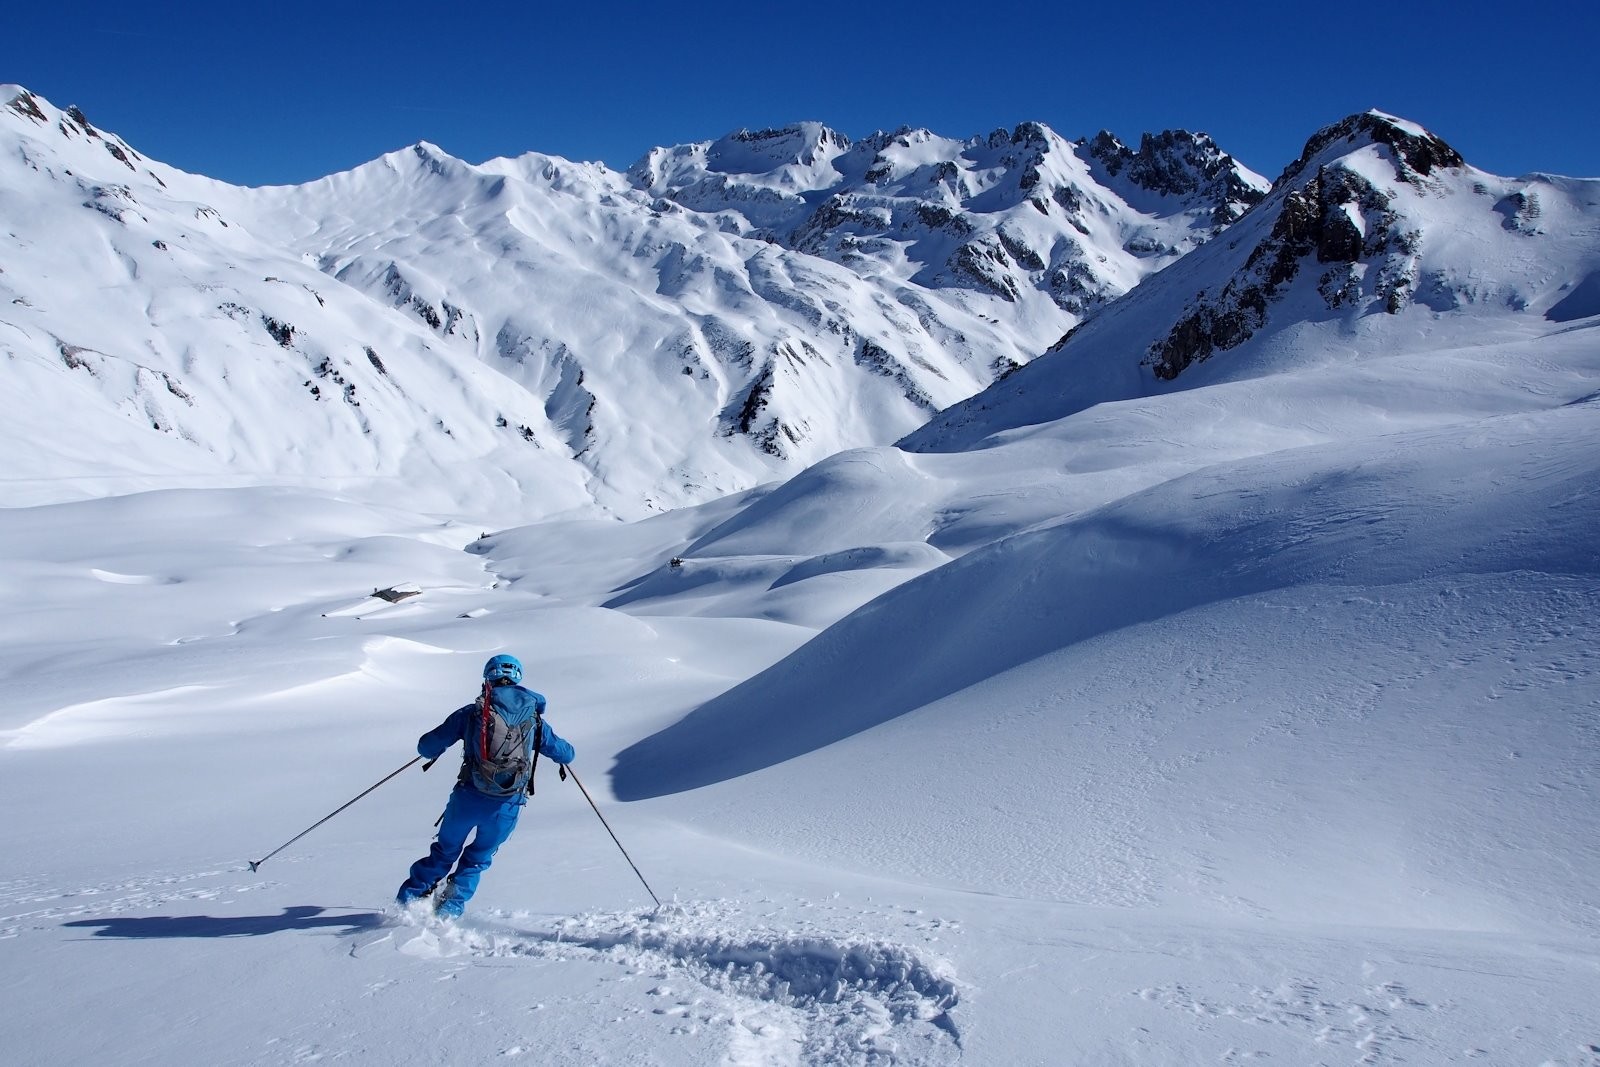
[563, 765, 662, 909]
[249, 755, 437, 872]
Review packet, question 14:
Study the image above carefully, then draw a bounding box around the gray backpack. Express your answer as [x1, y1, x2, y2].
[462, 683, 537, 796]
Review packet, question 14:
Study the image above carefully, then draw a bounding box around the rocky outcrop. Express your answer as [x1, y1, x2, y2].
[1495, 189, 1542, 235]
[6, 90, 48, 124]
[720, 348, 816, 458]
[1087, 128, 1267, 225]
[1146, 115, 1453, 380]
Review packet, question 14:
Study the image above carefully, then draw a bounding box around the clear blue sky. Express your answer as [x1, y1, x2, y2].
[6, 0, 1597, 186]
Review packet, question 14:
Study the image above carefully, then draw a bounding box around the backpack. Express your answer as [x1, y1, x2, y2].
[462, 682, 541, 797]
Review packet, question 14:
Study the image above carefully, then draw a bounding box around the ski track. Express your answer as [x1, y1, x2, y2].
[382, 899, 963, 1067]
[4, 862, 962, 1064]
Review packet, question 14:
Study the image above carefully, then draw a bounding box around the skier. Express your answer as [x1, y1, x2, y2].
[395, 654, 575, 918]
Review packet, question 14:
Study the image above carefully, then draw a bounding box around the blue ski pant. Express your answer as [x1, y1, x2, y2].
[397, 785, 522, 911]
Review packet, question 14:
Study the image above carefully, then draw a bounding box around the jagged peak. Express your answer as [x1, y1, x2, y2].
[978, 121, 1064, 152]
[1082, 125, 1267, 221]
[706, 122, 851, 174]
[1009, 120, 1058, 147]
[1279, 110, 1464, 187]
[858, 125, 942, 152]
[1087, 127, 1243, 178]
[727, 121, 849, 148]
[1085, 129, 1127, 160]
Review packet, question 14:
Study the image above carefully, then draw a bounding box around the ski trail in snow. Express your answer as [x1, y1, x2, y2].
[388, 899, 961, 1066]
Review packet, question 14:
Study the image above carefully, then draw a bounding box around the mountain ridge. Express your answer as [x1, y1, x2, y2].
[2, 84, 1264, 518]
[7, 87, 1593, 524]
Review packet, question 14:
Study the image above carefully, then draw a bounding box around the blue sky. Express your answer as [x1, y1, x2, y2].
[6, 0, 1597, 186]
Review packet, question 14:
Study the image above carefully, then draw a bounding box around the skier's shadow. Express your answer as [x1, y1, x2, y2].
[63, 905, 385, 939]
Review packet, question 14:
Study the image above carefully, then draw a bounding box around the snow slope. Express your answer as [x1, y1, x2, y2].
[617, 401, 1600, 920]
[2, 103, 1598, 1066]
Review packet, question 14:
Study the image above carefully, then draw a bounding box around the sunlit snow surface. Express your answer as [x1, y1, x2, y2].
[7, 319, 1600, 1063]
[4, 95, 1600, 1065]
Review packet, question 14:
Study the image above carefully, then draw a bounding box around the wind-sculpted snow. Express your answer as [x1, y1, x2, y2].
[768, 543, 948, 590]
[684, 448, 941, 558]
[614, 400, 1600, 800]
[1548, 269, 1600, 322]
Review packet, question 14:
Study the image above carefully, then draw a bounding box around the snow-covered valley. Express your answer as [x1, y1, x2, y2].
[3, 85, 1599, 1065]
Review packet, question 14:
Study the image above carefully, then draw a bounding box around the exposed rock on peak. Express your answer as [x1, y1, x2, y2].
[1280, 110, 1465, 187]
[1008, 121, 1054, 148]
[1085, 130, 1128, 168]
[6, 88, 48, 124]
[1149, 155, 1420, 379]
[4, 92, 145, 174]
[65, 105, 99, 136]
[1138, 114, 1470, 381]
[1087, 127, 1268, 225]
[403, 141, 456, 178]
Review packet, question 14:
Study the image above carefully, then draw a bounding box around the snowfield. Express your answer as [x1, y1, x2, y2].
[2, 89, 1599, 1066]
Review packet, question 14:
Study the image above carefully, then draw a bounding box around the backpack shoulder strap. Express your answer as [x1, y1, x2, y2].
[526, 697, 545, 796]
[477, 680, 494, 762]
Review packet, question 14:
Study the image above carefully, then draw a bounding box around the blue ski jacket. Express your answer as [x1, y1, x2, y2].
[417, 683, 575, 800]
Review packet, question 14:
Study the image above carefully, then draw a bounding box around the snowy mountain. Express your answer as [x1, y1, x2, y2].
[1, 91, 591, 517]
[907, 109, 1600, 449]
[630, 121, 1263, 312]
[1, 87, 1262, 518]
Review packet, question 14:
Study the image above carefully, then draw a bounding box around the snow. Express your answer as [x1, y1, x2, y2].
[1367, 110, 1432, 139]
[3, 89, 1600, 1065]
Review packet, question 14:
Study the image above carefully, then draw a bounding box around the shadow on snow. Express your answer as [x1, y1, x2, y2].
[63, 905, 386, 939]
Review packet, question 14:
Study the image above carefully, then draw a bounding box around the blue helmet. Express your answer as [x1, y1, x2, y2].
[483, 654, 523, 686]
